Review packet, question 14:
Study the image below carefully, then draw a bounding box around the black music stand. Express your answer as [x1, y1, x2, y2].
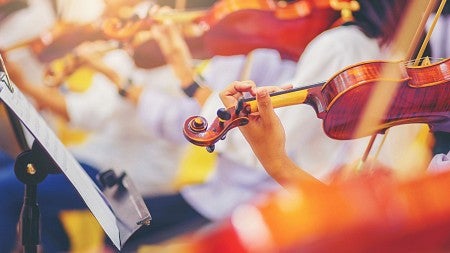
[13, 141, 57, 253]
[0, 56, 151, 253]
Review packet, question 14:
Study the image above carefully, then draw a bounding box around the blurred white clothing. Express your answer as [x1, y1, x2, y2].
[66, 50, 185, 196]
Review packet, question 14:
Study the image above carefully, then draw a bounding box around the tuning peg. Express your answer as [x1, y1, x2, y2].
[217, 108, 231, 127]
[217, 108, 231, 121]
[206, 145, 215, 153]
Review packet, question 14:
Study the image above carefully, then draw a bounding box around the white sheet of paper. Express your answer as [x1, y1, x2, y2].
[0, 72, 122, 249]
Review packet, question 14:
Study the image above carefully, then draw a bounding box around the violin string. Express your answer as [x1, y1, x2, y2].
[404, 57, 442, 66]
[413, 0, 448, 66]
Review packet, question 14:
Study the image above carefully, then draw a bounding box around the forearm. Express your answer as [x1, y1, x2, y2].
[84, 58, 122, 87]
[153, 22, 214, 105]
[5, 57, 69, 120]
[258, 152, 326, 190]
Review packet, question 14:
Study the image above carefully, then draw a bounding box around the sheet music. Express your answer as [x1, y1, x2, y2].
[0, 73, 125, 248]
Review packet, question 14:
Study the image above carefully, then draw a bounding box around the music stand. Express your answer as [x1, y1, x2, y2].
[0, 56, 151, 252]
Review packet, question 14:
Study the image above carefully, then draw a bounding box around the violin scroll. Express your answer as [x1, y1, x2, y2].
[183, 106, 251, 152]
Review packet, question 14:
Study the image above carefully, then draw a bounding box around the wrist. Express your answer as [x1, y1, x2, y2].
[182, 80, 200, 98]
[118, 78, 143, 105]
[125, 86, 142, 105]
[118, 78, 133, 97]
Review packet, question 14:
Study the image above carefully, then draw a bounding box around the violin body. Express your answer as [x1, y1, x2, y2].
[314, 59, 450, 139]
[183, 58, 450, 150]
[199, 0, 340, 60]
[31, 23, 104, 63]
[4, 22, 105, 63]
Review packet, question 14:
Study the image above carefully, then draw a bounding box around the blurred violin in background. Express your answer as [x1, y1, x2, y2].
[102, 3, 210, 69]
[21, 0, 353, 84]
[198, 0, 341, 61]
[102, 0, 344, 68]
[2, 21, 105, 63]
[42, 40, 121, 87]
[183, 58, 450, 152]
[0, 0, 145, 63]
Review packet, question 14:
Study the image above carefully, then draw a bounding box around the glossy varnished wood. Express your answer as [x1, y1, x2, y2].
[317, 59, 450, 139]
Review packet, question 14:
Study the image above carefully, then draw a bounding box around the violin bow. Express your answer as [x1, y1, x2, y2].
[356, 0, 441, 171]
[175, 0, 187, 10]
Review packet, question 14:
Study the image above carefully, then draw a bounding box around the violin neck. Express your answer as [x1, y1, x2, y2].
[152, 9, 206, 23]
[243, 81, 325, 113]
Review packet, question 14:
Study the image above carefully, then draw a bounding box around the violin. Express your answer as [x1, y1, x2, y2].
[102, 0, 341, 68]
[183, 58, 450, 152]
[42, 40, 120, 87]
[198, 0, 341, 61]
[3, 21, 105, 63]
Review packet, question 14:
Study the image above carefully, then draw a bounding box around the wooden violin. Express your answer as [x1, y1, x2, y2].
[183, 58, 450, 152]
[198, 0, 341, 61]
[2, 21, 105, 63]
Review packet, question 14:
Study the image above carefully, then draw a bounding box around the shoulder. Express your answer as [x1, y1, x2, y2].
[308, 25, 379, 54]
[293, 26, 381, 84]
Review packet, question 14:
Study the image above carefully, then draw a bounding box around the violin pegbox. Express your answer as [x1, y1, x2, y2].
[183, 106, 250, 152]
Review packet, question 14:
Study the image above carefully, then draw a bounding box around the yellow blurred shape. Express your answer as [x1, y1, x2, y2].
[50, 59, 95, 145]
[173, 146, 217, 189]
[394, 124, 434, 180]
[59, 210, 105, 253]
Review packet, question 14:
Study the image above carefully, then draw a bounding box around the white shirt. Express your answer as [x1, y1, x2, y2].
[428, 151, 450, 172]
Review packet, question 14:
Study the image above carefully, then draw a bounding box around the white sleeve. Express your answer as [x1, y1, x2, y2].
[65, 49, 135, 130]
[136, 86, 201, 144]
[428, 151, 450, 173]
[292, 26, 381, 85]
